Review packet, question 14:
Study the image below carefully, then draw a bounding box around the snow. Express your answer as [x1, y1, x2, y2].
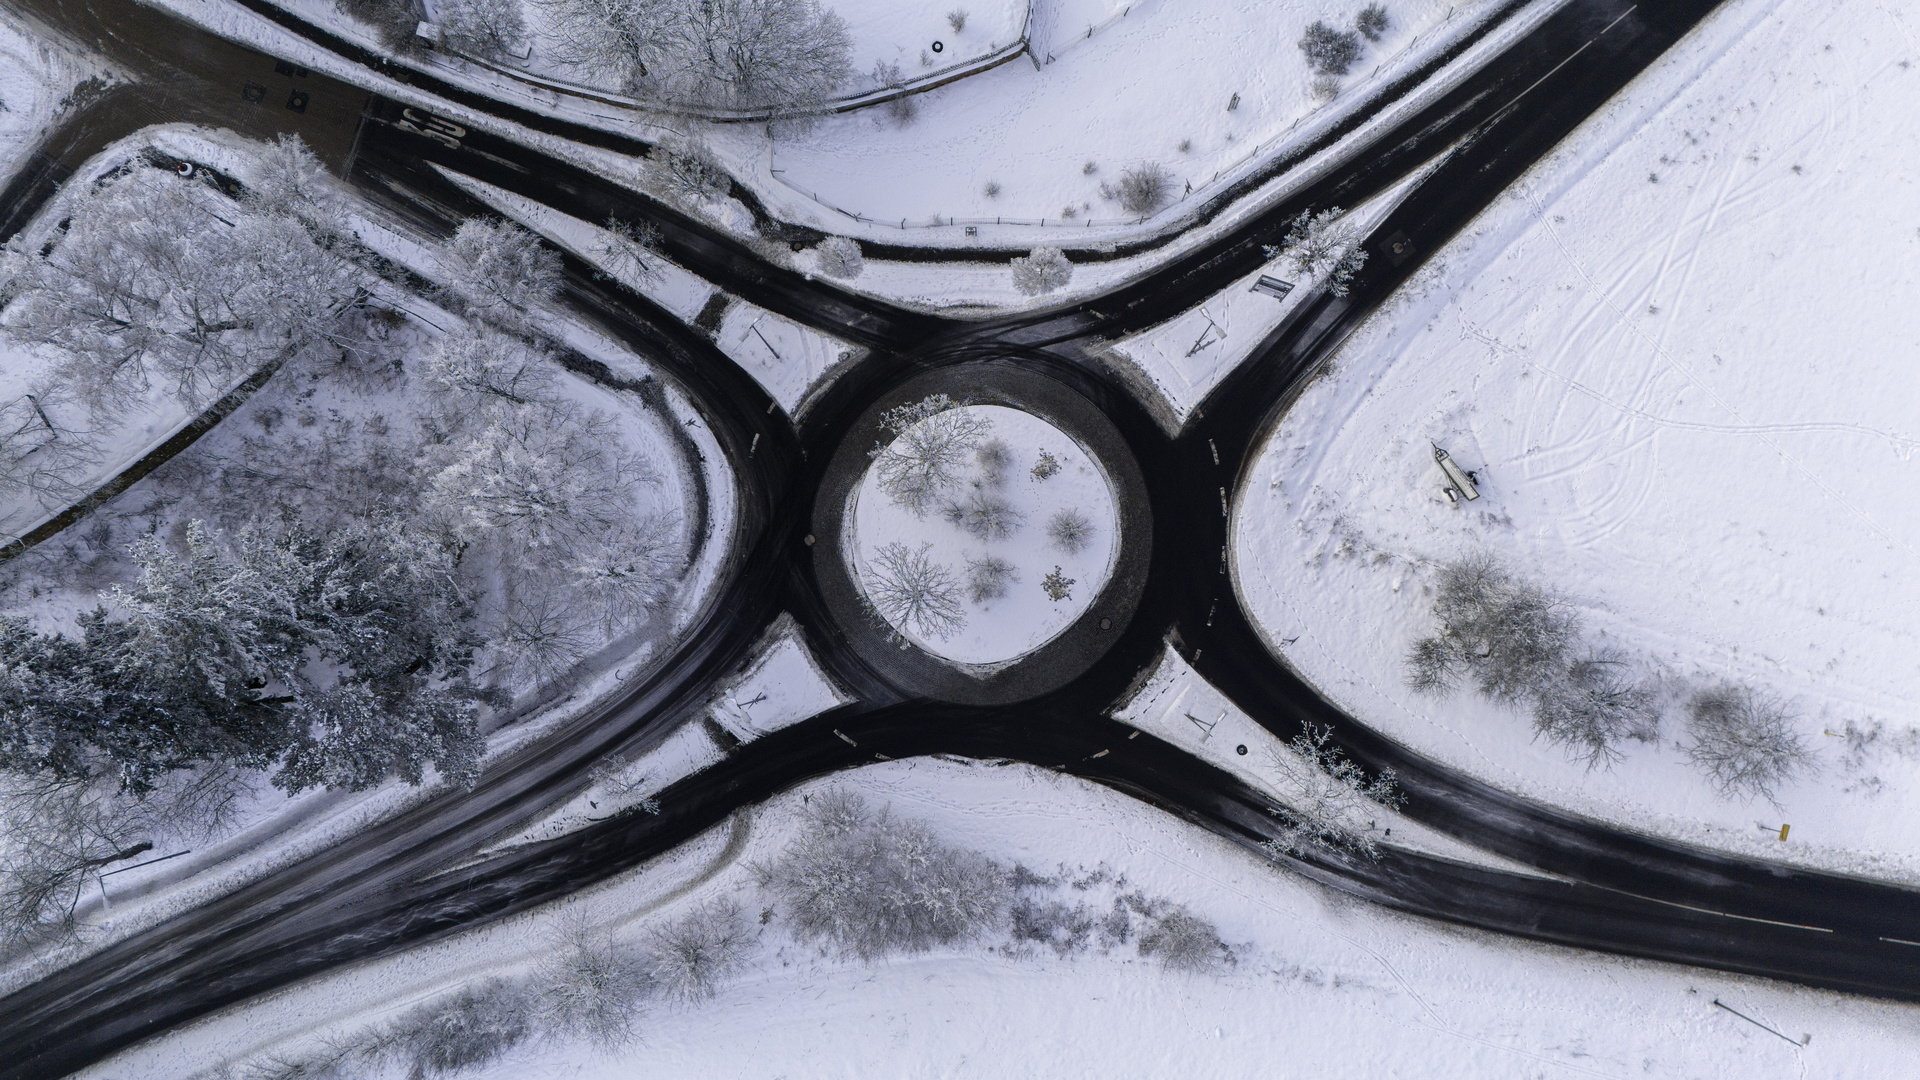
[83, 758, 1920, 1080]
[748, 0, 1492, 241]
[0, 12, 117, 184]
[1106, 161, 1438, 429]
[848, 404, 1119, 665]
[431, 165, 863, 415]
[708, 613, 851, 742]
[1233, 0, 1920, 878]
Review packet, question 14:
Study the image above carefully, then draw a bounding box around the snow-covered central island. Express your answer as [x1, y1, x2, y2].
[847, 404, 1119, 667]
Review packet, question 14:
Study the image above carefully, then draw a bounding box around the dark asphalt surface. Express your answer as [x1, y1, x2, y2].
[4, 0, 1920, 1075]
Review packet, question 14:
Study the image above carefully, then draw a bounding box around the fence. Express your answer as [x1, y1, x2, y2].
[765, 5, 1472, 236]
[1038, 1, 1149, 66]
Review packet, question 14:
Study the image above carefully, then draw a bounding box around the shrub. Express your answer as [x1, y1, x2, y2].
[1046, 509, 1092, 554]
[1041, 566, 1074, 602]
[1011, 246, 1073, 296]
[644, 898, 752, 1003]
[815, 235, 865, 279]
[1684, 684, 1812, 802]
[975, 439, 1012, 487]
[534, 925, 650, 1047]
[1030, 450, 1061, 481]
[647, 136, 731, 203]
[1405, 552, 1578, 706]
[947, 8, 967, 32]
[756, 790, 1008, 959]
[1356, 3, 1390, 42]
[1115, 162, 1171, 214]
[394, 981, 531, 1078]
[943, 491, 1023, 541]
[1532, 650, 1655, 770]
[1299, 20, 1362, 75]
[1138, 908, 1232, 971]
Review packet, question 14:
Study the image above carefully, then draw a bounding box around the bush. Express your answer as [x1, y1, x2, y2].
[1046, 509, 1092, 554]
[947, 8, 967, 32]
[814, 235, 864, 279]
[647, 136, 732, 204]
[535, 925, 650, 1047]
[975, 439, 1012, 487]
[436, 0, 525, 59]
[1138, 908, 1232, 971]
[1356, 3, 1390, 42]
[1115, 162, 1171, 214]
[1299, 20, 1362, 75]
[644, 898, 752, 1003]
[1010, 246, 1073, 296]
[1684, 684, 1812, 802]
[756, 790, 1008, 959]
[394, 981, 531, 1078]
[338, 0, 420, 49]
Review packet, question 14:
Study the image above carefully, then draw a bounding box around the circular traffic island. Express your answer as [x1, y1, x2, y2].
[812, 366, 1150, 704]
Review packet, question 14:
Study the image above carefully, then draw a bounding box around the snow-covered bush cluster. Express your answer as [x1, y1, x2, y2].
[1299, 6, 1390, 98]
[1010, 246, 1074, 296]
[542, 0, 853, 110]
[1407, 554, 1813, 799]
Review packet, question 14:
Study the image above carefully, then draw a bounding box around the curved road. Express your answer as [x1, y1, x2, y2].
[4, 0, 1919, 1076]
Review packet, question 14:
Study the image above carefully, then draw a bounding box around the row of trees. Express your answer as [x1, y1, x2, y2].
[1406, 553, 1813, 800]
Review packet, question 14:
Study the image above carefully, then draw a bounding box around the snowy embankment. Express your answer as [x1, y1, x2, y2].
[1234, 0, 1920, 878]
[431, 166, 861, 415]
[84, 757, 1920, 1080]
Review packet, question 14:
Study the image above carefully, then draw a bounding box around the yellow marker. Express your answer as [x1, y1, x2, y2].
[1779, 824, 1790, 842]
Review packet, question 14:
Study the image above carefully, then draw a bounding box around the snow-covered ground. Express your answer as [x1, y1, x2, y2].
[86, 758, 1920, 1080]
[849, 404, 1119, 664]
[1234, 0, 1920, 879]
[750, 0, 1488, 234]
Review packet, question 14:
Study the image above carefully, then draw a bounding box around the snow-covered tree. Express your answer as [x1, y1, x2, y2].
[439, 218, 563, 336]
[544, 0, 851, 110]
[1532, 650, 1653, 770]
[1046, 508, 1092, 554]
[1276, 207, 1369, 296]
[644, 898, 751, 1002]
[1010, 246, 1073, 296]
[1404, 552, 1579, 706]
[1, 164, 360, 418]
[870, 395, 991, 515]
[644, 135, 732, 204]
[535, 924, 649, 1047]
[421, 323, 558, 406]
[596, 215, 663, 284]
[0, 392, 97, 513]
[866, 542, 965, 639]
[1264, 723, 1403, 858]
[756, 790, 1008, 959]
[436, 0, 527, 59]
[814, 235, 864, 279]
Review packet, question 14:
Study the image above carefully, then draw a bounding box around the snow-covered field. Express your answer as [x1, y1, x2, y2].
[1234, 0, 1920, 877]
[848, 404, 1118, 664]
[755, 0, 1484, 233]
[85, 758, 1920, 1080]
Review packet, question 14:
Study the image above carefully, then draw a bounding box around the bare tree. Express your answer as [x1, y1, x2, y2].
[1010, 246, 1073, 296]
[1299, 20, 1362, 75]
[438, 218, 563, 336]
[1532, 650, 1655, 770]
[1114, 162, 1171, 215]
[974, 439, 1011, 486]
[1405, 552, 1578, 706]
[644, 135, 733, 204]
[1355, 3, 1390, 42]
[755, 789, 1008, 959]
[596, 215, 664, 284]
[435, 0, 527, 59]
[543, 0, 851, 109]
[964, 555, 1017, 604]
[1046, 508, 1092, 554]
[0, 392, 99, 516]
[1264, 722, 1402, 858]
[943, 491, 1022, 541]
[814, 235, 864, 280]
[869, 395, 991, 514]
[420, 323, 558, 406]
[865, 542, 965, 639]
[643, 898, 752, 1002]
[1684, 684, 1812, 802]
[1276, 207, 1368, 296]
[540, 0, 679, 94]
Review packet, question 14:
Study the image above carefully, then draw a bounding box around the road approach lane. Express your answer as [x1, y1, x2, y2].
[7, 0, 1920, 1075]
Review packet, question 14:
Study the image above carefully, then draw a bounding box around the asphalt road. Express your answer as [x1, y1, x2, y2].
[4, 0, 1920, 1075]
